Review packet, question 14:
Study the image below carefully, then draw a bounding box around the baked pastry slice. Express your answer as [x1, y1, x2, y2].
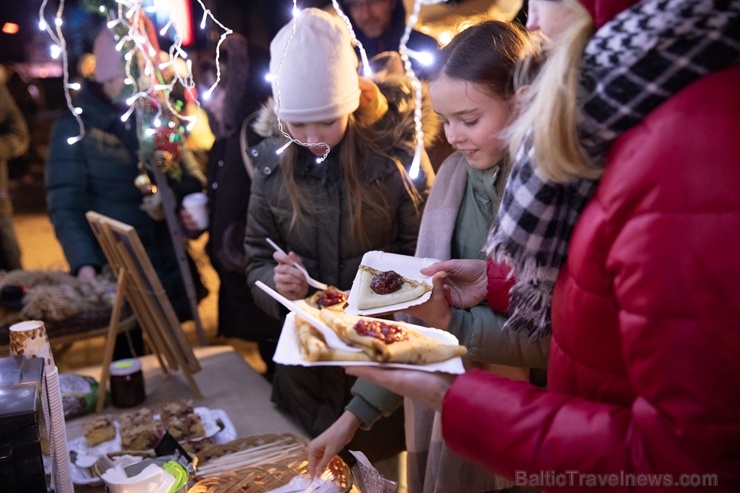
[82, 414, 116, 446]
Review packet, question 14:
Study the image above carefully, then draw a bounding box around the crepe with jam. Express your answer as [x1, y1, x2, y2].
[317, 310, 466, 364]
[295, 314, 376, 363]
[355, 265, 432, 310]
[305, 287, 348, 311]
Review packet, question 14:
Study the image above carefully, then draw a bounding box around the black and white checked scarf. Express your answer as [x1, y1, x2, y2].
[485, 0, 740, 336]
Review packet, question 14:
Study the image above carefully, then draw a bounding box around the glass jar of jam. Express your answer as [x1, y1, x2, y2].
[109, 358, 146, 408]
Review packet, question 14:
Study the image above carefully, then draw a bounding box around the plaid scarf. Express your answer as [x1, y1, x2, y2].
[485, 0, 740, 336]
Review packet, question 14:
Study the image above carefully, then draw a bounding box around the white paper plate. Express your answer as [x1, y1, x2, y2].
[345, 251, 440, 316]
[274, 312, 465, 374]
[67, 407, 236, 485]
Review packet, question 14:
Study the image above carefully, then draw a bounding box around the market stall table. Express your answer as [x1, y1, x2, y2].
[64, 345, 307, 491]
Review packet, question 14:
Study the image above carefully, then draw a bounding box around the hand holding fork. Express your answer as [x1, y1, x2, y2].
[267, 238, 329, 292]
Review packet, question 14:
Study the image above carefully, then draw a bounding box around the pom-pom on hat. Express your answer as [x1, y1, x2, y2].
[93, 27, 125, 83]
[269, 8, 361, 123]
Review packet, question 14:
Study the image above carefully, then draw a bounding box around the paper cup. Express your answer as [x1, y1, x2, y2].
[9, 320, 55, 368]
[182, 192, 209, 230]
[45, 367, 74, 493]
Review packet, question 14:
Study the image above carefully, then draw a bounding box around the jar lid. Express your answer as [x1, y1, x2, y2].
[109, 358, 142, 376]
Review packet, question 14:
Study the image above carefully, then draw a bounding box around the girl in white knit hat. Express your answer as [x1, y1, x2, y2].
[243, 7, 438, 448]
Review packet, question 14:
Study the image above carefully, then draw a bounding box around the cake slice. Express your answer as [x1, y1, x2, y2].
[82, 414, 116, 446]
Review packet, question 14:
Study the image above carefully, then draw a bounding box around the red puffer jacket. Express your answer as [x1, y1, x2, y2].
[441, 66, 740, 491]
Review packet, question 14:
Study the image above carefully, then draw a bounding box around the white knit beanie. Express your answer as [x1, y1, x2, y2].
[270, 8, 360, 123]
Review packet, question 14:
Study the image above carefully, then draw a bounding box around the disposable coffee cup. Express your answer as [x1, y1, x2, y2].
[182, 192, 209, 230]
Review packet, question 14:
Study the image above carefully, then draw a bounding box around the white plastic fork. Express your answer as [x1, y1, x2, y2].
[255, 281, 362, 353]
[266, 238, 329, 290]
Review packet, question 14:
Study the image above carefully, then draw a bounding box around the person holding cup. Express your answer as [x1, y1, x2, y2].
[181, 192, 209, 230]
[180, 33, 282, 378]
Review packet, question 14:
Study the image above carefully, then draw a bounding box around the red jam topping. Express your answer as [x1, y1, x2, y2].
[317, 290, 348, 308]
[370, 270, 404, 294]
[354, 319, 408, 344]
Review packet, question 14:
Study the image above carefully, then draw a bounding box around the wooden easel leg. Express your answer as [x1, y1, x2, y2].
[96, 270, 128, 413]
[181, 367, 203, 400]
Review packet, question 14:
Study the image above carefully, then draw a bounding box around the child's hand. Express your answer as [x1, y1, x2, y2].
[273, 250, 309, 300]
[403, 272, 452, 330]
[308, 411, 361, 478]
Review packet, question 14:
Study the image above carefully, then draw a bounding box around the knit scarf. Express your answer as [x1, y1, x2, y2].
[485, 0, 740, 336]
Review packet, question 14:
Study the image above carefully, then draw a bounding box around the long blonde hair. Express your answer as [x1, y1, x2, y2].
[507, 0, 599, 183]
[279, 100, 423, 247]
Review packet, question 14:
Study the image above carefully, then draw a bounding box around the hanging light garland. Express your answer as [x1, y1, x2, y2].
[38, 0, 232, 190]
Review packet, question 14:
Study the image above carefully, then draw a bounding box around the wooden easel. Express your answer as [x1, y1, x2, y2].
[86, 211, 202, 412]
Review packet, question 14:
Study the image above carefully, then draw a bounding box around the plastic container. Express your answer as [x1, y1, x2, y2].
[109, 359, 145, 408]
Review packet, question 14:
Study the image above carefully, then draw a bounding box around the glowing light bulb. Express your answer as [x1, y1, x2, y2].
[408, 49, 434, 66]
[145, 128, 157, 136]
[54, 17, 62, 27]
[159, 21, 171, 36]
[38, 20, 47, 30]
[276, 141, 292, 155]
[50, 45, 61, 59]
[99, 5, 106, 13]
[67, 136, 82, 145]
[74, 107, 83, 114]
[121, 106, 135, 122]
[67, 82, 81, 90]
[265, 73, 275, 83]
[292, 6, 301, 18]
[438, 31, 452, 46]
[153, 118, 161, 127]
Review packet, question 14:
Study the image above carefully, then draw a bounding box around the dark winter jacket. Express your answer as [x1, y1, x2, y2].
[244, 74, 438, 436]
[45, 81, 204, 320]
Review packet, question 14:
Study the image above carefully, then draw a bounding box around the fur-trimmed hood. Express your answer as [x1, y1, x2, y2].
[252, 71, 442, 151]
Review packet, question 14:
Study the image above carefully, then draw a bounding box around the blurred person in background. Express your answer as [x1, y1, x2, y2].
[0, 78, 29, 270]
[45, 24, 205, 359]
[337, 0, 439, 79]
[2, 65, 39, 186]
[181, 33, 282, 376]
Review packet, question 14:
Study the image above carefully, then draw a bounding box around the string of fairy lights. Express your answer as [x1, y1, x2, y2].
[40, 0, 444, 178]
